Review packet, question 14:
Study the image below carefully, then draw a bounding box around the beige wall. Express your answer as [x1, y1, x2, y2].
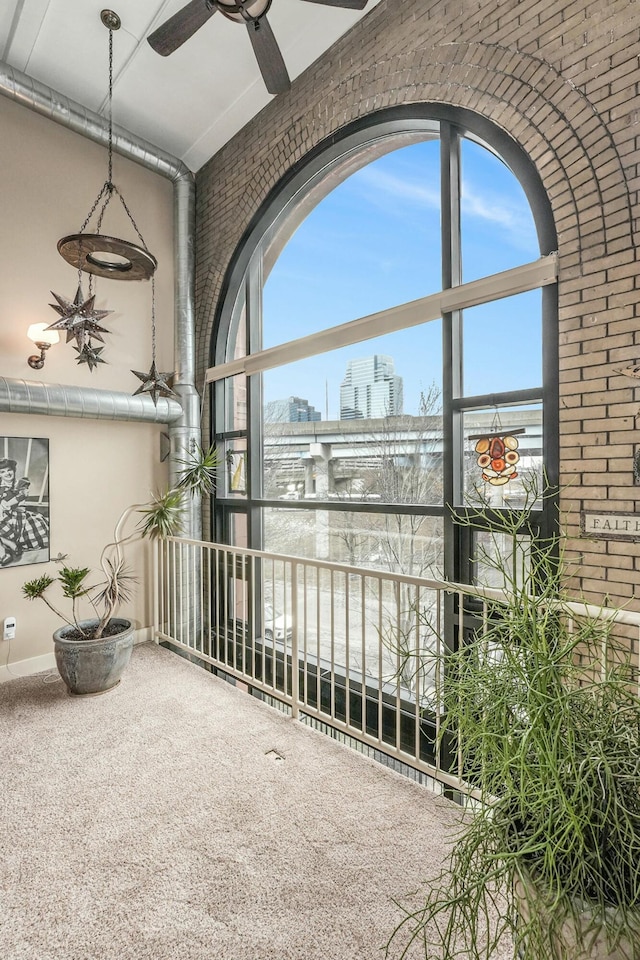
[0, 94, 175, 669]
[195, 0, 640, 613]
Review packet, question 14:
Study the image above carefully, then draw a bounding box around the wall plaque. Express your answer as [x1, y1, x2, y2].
[581, 511, 640, 541]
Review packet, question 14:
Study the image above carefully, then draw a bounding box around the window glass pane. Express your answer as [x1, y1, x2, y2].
[262, 507, 443, 697]
[263, 506, 316, 558]
[473, 531, 532, 592]
[217, 374, 247, 434]
[462, 289, 542, 397]
[461, 406, 543, 508]
[262, 138, 442, 348]
[267, 559, 442, 701]
[461, 139, 539, 284]
[259, 325, 443, 424]
[227, 298, 246, 360]
[263, 507, 443, 580]
[223, 439, 247, 498]
[262, 326, 443, 506]
[226, 512, 248, 548]
[333, 511, 444, 581]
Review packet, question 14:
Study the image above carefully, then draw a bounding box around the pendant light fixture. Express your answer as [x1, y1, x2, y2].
[57, 9, 157, 282]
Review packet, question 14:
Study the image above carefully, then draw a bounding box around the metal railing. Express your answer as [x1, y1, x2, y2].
[154, 536, 640, 797]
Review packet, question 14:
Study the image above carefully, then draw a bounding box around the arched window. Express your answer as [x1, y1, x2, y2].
[208, 107, 558, 618]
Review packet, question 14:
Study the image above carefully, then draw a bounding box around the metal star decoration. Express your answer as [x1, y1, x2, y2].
[131, 276, 175, 405]
[47, 284, 112, 334]
[47, 284, 113, 371]
[131, 361, 176, 406]
[66, 318, 110, 353]
[75, 343, 106, 371]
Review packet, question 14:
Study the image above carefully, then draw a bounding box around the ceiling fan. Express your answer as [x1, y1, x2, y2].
[147, 0, 369, 95]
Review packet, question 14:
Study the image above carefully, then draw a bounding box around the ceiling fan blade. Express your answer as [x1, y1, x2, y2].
[246, 16, 291, 95]
[148, 0, 217, 57]
[297, 0, 369, 10]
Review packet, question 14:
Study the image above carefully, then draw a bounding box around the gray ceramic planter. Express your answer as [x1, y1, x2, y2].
[53, 618, 134, 696]
[515, 875, 638, 959]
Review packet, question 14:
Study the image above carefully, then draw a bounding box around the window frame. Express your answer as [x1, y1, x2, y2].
[209, 105, 559, 590]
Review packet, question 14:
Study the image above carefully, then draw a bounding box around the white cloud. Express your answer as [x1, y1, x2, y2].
[461, 182, 518, 228]
[461, 179, 537, 252]
[353, 166, 440, 210]
[355, 165, 536, 250]
[358, 164, 529, 231]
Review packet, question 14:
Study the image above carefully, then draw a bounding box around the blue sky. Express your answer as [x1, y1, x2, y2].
[262, 138, 541, 419]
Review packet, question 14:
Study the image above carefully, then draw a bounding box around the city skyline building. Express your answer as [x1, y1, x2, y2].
[265, 396, 322, 423]
[339, 355, 403, 420]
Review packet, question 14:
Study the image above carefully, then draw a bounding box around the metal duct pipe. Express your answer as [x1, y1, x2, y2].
[0, 60, 202, 539]
[0, 377, 183, 423]
[0, 62, 191, 183]
[170, 166, 202, 540]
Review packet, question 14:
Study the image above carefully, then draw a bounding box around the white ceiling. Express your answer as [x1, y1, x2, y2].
[0, 0, 381, 171]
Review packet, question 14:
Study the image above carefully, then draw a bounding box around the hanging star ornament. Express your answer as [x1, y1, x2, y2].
[66, 318, 110, 353]
[75, 342, 106, 371]
[131, 361, 177, 406]
[132, 277, 174, 405]
[47, 284, 112, 334]
[47, 284, 113, 370]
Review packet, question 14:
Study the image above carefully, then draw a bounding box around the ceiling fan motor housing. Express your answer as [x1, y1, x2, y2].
[217, 0, 271, 23]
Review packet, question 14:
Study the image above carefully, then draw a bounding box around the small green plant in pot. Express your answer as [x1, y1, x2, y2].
[387, 493, 640, 960]
[22, 443, 218, 696]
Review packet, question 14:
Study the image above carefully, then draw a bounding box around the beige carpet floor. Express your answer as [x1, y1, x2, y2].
[0, 642, 511, 960]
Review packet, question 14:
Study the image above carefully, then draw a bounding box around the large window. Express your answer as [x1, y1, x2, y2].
[209, 107, 558, 648]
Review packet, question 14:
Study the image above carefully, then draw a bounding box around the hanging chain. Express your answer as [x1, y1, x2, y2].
[78, 182, 110, 234]
[112, 185, 149, 249]
[95, 191, 112, 234]
[76, 24, 150, 251]
[151, 277, 157, 365]
[107, 26, 114, 187]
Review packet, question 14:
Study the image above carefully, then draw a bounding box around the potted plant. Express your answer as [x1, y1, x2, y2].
[386, 492, 640, 959]
[22, 444, 218, 696]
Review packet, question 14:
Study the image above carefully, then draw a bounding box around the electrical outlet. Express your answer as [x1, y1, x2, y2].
[3, 617, 16, 641]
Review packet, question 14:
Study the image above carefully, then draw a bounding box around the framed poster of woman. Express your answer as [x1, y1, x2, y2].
[0, 437, 50, 568]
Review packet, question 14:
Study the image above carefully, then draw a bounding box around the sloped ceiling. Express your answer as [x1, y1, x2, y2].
[0, 0, 381, 171]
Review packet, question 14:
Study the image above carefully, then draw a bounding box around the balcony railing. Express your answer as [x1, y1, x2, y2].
[154, 536, 640, 798]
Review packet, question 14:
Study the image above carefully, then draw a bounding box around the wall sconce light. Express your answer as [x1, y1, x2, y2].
[27, 323, 60, 370]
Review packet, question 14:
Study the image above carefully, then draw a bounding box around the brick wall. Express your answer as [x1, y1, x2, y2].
[196, 0, 640, 610]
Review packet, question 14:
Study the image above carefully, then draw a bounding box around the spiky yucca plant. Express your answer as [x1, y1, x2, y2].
[23, 444, 218, 639]
[387, 490, 640, 960]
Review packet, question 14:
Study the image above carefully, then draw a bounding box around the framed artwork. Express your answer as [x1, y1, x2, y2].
[0, 437, 50, 568]
[227, 450, 247, 494]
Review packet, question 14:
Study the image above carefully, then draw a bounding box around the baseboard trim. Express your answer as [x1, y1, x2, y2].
[0, 626, 152, 682]
[0, 651, 56, 682]
[134, 626, 154, 646]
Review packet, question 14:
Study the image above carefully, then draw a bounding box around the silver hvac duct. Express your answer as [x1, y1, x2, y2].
[0, 377, 182, 423]
[171, 173, 201, 541]
[0, 60, 202, 538]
